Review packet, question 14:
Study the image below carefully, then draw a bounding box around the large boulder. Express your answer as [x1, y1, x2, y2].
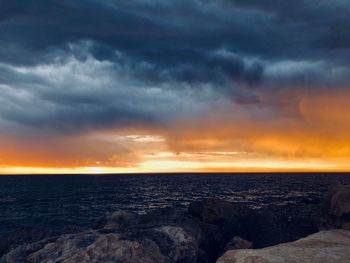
[134, 208, 211, 263]
[189, 199, 252, 226]
[0, 227, 80, 258]
[1, 227, 202, 263]
[0, 208, 209, 263]
[2, 231, 169, 263]
[316, 183, 350, 231]
[0, 228, 55, 257]
[189, 199, 315, 251]
[155, 226, 198, 262]
[216, 229, 350, 263]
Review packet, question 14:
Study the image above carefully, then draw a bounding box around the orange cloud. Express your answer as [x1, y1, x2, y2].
[1, 87, 350, 173]
[161, 87, 350, 168]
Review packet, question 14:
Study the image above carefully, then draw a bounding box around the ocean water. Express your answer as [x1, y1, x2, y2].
[0, 173, 350, 236]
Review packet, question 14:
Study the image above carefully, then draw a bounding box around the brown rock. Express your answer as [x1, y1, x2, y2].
[1, 221, 204, 263]
[189, 199, 252, 226]
[216, 230, 350, 263]
[188, 198, 312, 249]
[156, 226, 198, 262]
[2, 231, 168, 263]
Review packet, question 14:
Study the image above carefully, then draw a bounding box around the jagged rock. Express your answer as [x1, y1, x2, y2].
[1, 228, 200, 263]
[216, 229, 350, 263]
[138, 208, 208, 247]
[189, 199, 252, 226]
[316, 183, 350, 231]
[0, 208, 208, 263]
[93, 210, 139, 230]
[2, 231, 169, 263]
[0, 227, 80, 258]
[155, 226, 198, 262]
[136, 208, 211, 262]
[189, 199, 315, 249]
[0, 228, 53, 257]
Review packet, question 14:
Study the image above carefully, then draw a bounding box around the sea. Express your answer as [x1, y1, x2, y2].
[1, 173, 350, 236]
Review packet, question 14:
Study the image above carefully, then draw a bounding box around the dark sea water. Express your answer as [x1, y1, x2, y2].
[1, 173, 350, 236]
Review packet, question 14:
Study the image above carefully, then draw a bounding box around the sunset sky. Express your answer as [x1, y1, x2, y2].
[1, 0, 350, 173]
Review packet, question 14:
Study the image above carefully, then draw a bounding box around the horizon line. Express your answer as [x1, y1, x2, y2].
[1, 171, 350, 176]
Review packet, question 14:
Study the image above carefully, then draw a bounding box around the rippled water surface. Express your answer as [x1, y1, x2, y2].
[1, 173, 350, 235]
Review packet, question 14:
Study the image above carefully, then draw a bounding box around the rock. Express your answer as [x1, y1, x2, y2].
[136, 208, 211, 262]
[189, 199, 256, 258]
[138, 208, 208, 247]
[189, 199, 315, 250]
[93, 210, 139, 230]
[223, 236, 253, 252]
[2, 231, 169, 263]
[189, 199, 252, 226]
[217, 229, 350, 263]
[324, 183, 350, 217]
[0, 227, 79, 258]
[1, 208, 209, 263]
[316, 183, 350, 231]
[155, 226, 198, 262]
[0, 199, 321, 263]
[0, 228, 53, 257]
[189, 199, 254, 250]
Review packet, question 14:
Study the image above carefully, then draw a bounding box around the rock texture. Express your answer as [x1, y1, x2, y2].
[189, 198, 316, 250]
[316, 183, 350, 231]
[0, 208, 208, 263]
[217, 229, 350, 263]
[2, 231, 169, 263]
[0, 227, 80, 258]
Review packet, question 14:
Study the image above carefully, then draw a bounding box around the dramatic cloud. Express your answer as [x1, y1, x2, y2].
[0, 43, 220, 133]
[0, 0, 350, 171]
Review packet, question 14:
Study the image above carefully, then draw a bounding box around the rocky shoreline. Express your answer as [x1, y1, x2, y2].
[1, 183, 350, 263]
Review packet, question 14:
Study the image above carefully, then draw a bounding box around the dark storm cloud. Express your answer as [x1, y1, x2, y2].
[0, 45, 215, 133]
[1, 0, 347, 63]
[0, 0, 350, 132]
[229, 0, 350, 51]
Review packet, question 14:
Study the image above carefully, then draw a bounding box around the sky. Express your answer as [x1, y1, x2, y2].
[1, 0, 350, 173]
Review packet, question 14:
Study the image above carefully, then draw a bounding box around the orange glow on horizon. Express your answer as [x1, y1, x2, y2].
[1, 89, 350, 174]
[1, 158, 349, 175]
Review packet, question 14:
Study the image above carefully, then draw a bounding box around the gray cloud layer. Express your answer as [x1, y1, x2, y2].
[0, 0, 349, 133]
